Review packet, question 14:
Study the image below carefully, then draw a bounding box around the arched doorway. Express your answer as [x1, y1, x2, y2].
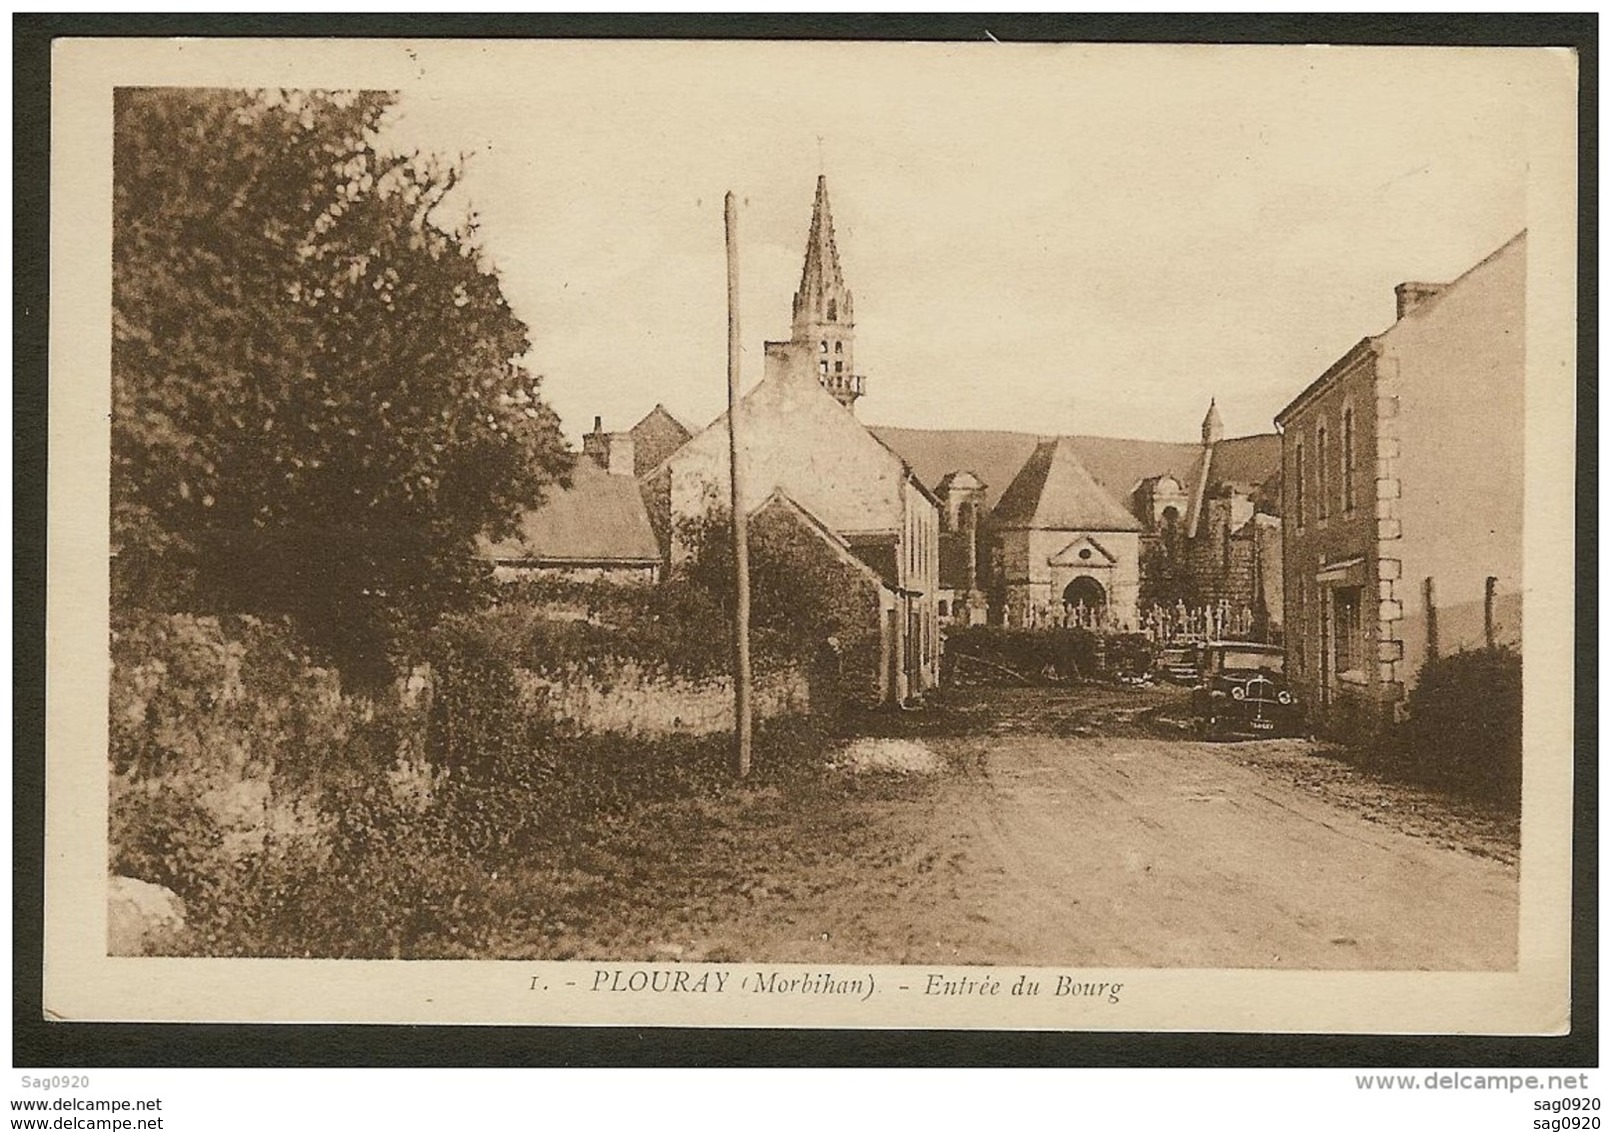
[1062, 575, 1107, 611]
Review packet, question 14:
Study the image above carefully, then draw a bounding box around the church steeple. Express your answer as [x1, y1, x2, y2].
[792, 175, 854, 333]
[1201, 398, 1224, 446]
[765, 175, 865, 410]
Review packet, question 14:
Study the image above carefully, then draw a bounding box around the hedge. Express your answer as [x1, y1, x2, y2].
[943, 626, 1103, 684]
[1402, 645, 1522, 808]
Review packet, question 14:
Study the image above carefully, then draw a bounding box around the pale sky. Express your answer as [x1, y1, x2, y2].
[376, 41, 1555, 446]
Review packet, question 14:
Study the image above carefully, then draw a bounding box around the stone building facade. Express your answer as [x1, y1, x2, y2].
[1276, 232, 1525, 739]
[606, 175, 1288, 674]
[992, 438, 1145, 627]
[874, 406, 1283, 634]
[934, 471, 989, 626]
[635, 176, 941, 702]
[627, 404, 692, 478]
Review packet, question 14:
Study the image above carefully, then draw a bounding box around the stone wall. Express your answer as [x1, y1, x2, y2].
[513, 661, 811, 738]
[1180, 497, 1283, 623]
[490, 562, 658, 586]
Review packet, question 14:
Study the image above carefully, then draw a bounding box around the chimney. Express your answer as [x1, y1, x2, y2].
[1395, 281, 1446, 320]
[582, 417, 607, 467]
[603, 434, 635, 476]
[582, 417, 635, 476]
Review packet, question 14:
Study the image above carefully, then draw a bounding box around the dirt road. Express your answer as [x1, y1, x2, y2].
[513, 687, 1519, 970]
[895, 732, 1515, 970]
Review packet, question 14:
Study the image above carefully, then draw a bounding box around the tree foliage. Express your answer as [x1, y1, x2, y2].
[674, 504, 886, 704]
[1138, 511, 1189, 608]
[112, 89, 569, 678]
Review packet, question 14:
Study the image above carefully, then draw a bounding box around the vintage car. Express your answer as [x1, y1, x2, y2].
[1153, 643, 1200, 685]
[1190, 641, 1302, 739]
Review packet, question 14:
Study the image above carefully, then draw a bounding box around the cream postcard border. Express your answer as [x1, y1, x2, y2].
[42, 38, 1579, 1032]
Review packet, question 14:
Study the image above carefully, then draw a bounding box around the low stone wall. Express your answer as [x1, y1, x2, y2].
[514, 661, 811, 738]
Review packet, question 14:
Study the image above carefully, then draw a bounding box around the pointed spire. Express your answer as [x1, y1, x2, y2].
[771, 176, 863, 410]
[1201, 398, 1224, 446]
[792, 175, 852, 328]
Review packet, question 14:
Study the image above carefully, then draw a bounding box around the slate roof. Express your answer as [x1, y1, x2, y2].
[869, 428, 1038, 513]
[480, 456, 661, 565]
[992, 438, 1144, 532]
[1203, 433, 1281, 494]
[873, 425, 1282, 523]
[872, 427, 1202, 513]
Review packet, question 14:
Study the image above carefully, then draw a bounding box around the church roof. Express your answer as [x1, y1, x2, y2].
[992, 438, 1144, 532]
[873, 424, 1282, 525]
[872, 427, 1201, 514]
[479, 455, 661, 566]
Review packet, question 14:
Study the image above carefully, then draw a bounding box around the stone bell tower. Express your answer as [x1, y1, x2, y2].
[764, 175, 866, 411]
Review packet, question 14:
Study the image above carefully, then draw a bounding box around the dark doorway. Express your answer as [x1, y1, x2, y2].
[1062, 575, 1106, 610]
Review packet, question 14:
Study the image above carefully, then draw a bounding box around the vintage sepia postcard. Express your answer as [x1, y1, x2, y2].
[43, 36, 1579, 1033]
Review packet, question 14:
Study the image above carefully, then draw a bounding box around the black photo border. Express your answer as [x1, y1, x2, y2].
[12, 11, 1597, 1069]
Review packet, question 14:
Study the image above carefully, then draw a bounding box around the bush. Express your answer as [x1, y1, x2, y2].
[944, 626, 1102, 684]
[465, 578, 731, 682]
[674, 506, 886, 696]
[188, 787, 485, 958]
[1403, 645, 1522, 807]
[108, 779, 230, 906]
[108, 610, 407, 942]
[1105, 632, 1157, 681]
[187, 714, 833, 958]
[111, 605, 843, 957]
[110, 610, 389, 791]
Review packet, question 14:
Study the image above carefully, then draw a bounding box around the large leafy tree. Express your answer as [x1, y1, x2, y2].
[112, 89, 569, 678]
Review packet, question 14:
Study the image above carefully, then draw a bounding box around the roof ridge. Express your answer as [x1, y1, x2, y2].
[993, 437, 1141, 532]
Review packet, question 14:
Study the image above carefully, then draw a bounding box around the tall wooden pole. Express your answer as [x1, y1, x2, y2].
[1423, 576, 1440, 661]
[725, 192, 753, 777]
[1483, 575, 1498, 650]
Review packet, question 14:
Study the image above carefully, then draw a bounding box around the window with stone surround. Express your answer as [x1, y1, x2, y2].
[1332, 585, 1364, 681]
